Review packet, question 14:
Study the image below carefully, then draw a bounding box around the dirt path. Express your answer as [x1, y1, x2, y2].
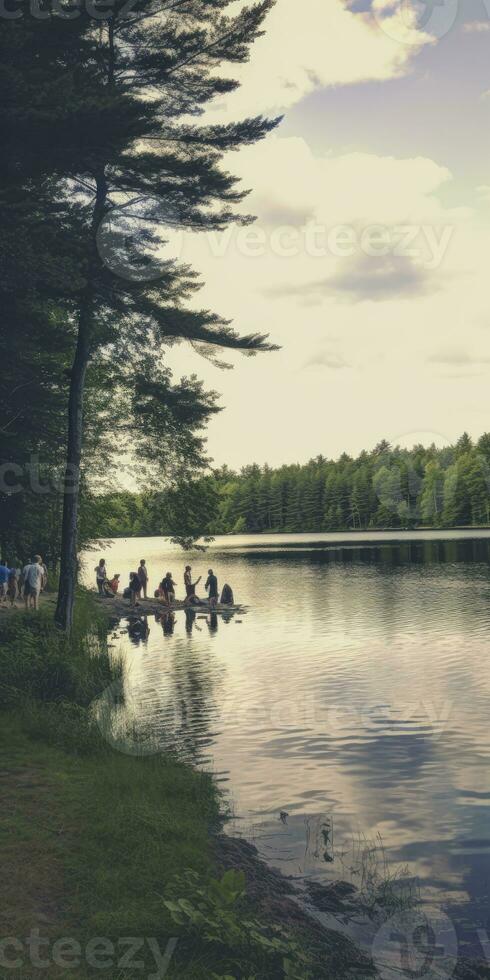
[0, 592, 56, 616]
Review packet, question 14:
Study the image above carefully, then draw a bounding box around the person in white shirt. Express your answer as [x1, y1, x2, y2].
[94, 559, 108, 595]
[23, 556, 44, 611]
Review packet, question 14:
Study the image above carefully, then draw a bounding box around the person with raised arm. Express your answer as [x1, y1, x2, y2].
[184, 565, 202, 605]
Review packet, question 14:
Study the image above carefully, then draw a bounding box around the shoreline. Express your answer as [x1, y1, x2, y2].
[93, 591, 247, 619]
[91, 525, 490, 541]
[2, 594, 366, 978]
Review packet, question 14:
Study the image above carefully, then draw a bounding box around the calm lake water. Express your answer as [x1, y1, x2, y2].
[83, 532, 490, 958]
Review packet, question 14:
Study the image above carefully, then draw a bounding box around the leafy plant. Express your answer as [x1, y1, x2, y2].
[164, 870, 314, 978]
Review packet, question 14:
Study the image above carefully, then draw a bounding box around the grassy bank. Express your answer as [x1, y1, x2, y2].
[0, 596, 370, 980]
[0, 712, 223, 979]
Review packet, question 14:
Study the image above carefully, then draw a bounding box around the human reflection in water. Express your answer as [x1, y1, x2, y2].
[185, 607, 196, 635]
[221, 610, 235, 625]
[156, 611, 175, 636]
[207, 611, 218, 634]
[127, 615, 150, 646]
[185, 608, 203, 635]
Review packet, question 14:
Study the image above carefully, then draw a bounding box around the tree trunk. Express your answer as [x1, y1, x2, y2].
[55, 172, 107, 632]
[54, 299, 92, 631]
[55, 24, 118, 631]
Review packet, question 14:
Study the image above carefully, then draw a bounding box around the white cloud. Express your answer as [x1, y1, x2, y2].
[303, 349, 352, 370]
[427, 347, 490, 366]
[463, 20, 490, 32]
[172, 136, 469, 321]
[159, 133, 490, 467]
[210, 0, 431, 119]
[231, 139, 455, 228]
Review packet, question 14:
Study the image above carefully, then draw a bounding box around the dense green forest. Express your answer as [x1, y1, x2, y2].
[89, 431, 490, 537]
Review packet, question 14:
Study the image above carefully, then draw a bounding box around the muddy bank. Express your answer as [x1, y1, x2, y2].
[214, 834, 375, 978]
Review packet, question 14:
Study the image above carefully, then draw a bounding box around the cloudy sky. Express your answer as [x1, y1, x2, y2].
[164, 0, 490, 471]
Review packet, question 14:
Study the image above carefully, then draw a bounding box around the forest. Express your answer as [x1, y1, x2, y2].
[85, 431, 490, 538]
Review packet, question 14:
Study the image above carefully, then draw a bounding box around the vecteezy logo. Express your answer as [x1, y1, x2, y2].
[91, 679, 162, 757]
[372, 906, 458, 980]
[96, 198, 184, 282]
[372, 0, 459, 45]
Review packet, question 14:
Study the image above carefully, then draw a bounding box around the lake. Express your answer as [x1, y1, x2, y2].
[82, 532, 490, 960]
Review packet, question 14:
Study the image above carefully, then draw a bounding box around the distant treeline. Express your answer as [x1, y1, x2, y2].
[92, 432, 490, 537]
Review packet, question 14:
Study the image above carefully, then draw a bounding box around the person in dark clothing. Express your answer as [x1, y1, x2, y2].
[161, 572, 176, 607]
[205, 569, 218, 609]
[128, 572, 141, 607]
[220, 583, 234, 605]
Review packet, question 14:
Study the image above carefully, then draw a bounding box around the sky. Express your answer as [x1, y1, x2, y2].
[151, 0, 490, 471]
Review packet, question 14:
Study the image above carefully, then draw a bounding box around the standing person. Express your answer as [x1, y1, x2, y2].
[184, 565, 201, 605]
[161, 572, 177, 607]
[205, 568, 218, 610]
[137, 559, 148, 599]
[109, 574, 120, 594]
[7, 567, 18, 606]
[0, 561, 9, 603]
[40, 561, 48, 592]
[94, 559, 108, 595]
[128, 572, 141, 608]
[23, 556, 44, 611]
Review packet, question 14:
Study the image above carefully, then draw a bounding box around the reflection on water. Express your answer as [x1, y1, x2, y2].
[84, 533, 490, 954]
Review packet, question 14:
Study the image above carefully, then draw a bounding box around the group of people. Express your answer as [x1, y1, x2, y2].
[0, 555, 48, 610]
[94, 559, 121, 598]
[94, 558, 234, 609]
[154, 566, 224, 609]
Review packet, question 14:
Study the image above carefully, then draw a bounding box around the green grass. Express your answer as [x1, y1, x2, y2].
[0, 712, 221, 979]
